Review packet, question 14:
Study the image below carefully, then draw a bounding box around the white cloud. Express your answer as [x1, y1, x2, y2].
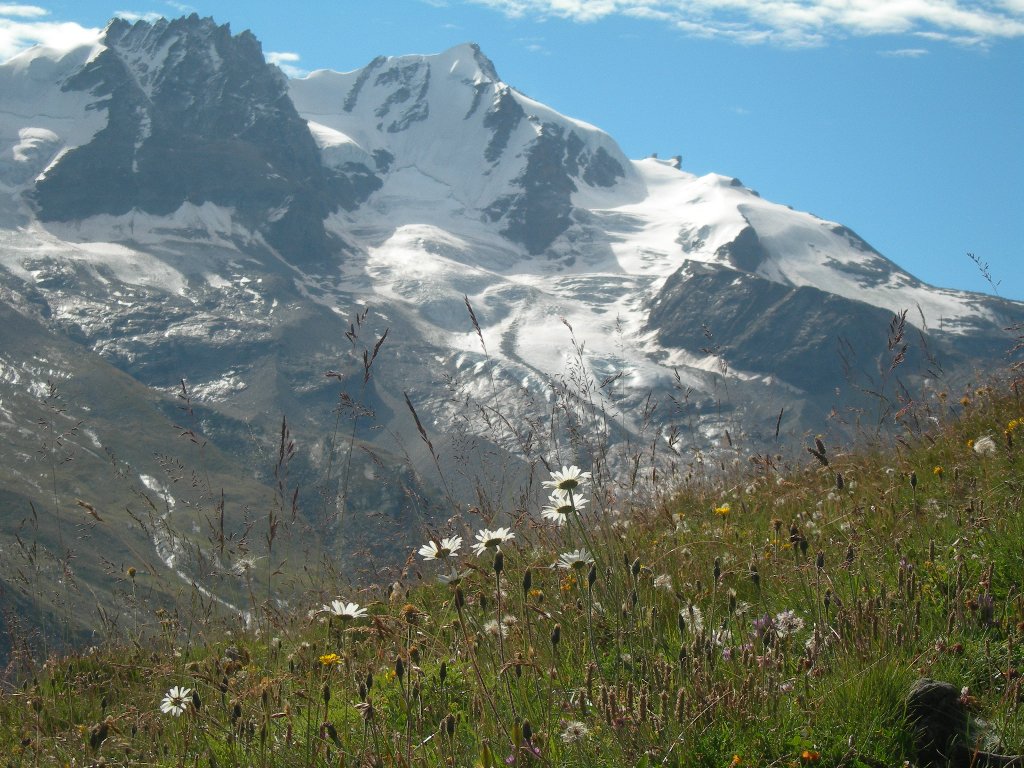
[112, 10, 164, 23]
[879, 47, 930, 56]
[0, 5, 48, 18]
[464, 0, 1024, 46]
[0, 9, 100, 61]
[267, 50, 307, 77]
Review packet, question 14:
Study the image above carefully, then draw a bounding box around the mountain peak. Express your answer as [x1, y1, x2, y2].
[438, 42, 501, 83]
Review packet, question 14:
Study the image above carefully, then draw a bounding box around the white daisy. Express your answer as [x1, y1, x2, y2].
[541, 490, 587, 524]
[542, 465, 592, 492]
[472, 527, 515, 556]
[160, 686, 192, 717]
[555, 548, 594, 571]
[321, 600, 368, 621]
[418, 535, 462, 561]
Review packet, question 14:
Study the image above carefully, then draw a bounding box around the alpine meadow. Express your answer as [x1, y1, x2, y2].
[0, 10, 1022, 767]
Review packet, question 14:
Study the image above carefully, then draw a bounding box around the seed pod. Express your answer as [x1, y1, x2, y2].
[522, 568, 532, 595]
[439, 661, 447, 686]
[588, 563, 597, 588]
[395, 656, 405, 681]
[325, 721, 340, 747]
[551, 623, 561, 648]
[494, 551, 504, 574]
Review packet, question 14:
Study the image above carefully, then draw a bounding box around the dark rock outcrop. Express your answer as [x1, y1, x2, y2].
[32, 14, 380, 267]
[907, 678, 1022, 768]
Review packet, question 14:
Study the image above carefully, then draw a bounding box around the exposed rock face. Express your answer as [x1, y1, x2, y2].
[647, 261, 921, 395]
[906, 678, 1022, 768]
[288, 40, 631, 255]
[31, 15, 381, 266]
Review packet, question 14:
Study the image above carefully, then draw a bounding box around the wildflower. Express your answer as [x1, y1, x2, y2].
[321, 600, 368, 621]
[401, 603, 423, 625]
[683, 603, 704, 635]
[801, 749, 821, 762]
[973, 436, 997, 456]
[230, 555, 261, 576]
[472, 527, 516, 556]
[714, 503, 731, 516]
[541, 490, 587, 524]
[774, 609, 805, 638]
[436, 570, 469, 585]
[484, 619, 508, 638]
[355, 698, 374, 722]
[418, 535, 462, 561]
[556, 549, 594, 571]
[159, 686, 192, 717]
[543, 465, 592, 492]
[560, 720, 591, 743]
[933, 466, 944, 477]
[319, 653, 341, 666]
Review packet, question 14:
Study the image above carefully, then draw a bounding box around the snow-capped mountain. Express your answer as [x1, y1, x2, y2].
[0, 14, 1020, 650]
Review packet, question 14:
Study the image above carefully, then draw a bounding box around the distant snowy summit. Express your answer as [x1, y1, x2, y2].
[1, 13, 1021, 446]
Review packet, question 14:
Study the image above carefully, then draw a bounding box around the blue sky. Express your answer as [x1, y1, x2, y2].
[2, 0, 1022, 299]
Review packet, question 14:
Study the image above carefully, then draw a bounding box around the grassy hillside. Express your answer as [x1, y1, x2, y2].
[1, 371, 1022, 767]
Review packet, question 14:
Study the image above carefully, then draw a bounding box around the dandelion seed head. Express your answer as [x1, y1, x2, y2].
[560, 720, 591, 743]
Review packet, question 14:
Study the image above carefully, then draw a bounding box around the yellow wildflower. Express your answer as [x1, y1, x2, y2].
[714, 503, 731, 516]
[319, 653, 340, 666]
[933, 466, 943, 477]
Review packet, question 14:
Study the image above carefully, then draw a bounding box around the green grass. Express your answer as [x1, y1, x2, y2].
[1, 378, 1022, 767]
